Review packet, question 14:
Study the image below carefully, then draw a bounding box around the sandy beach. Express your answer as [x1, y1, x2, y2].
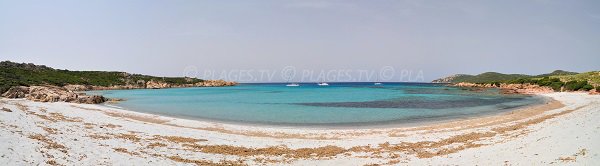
[3, 0, 599, 165]
[1, 92, 599, 165]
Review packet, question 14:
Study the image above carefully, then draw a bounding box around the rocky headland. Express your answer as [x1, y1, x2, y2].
[2, 79, 237, 104]
[63, 79, 237, 91]
[0, 61, 238, 104]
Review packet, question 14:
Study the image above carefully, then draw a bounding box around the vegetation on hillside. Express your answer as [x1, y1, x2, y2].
[534, 70, 579, 77]
[433, 70, 600, 92]
[504, 77, 564, 91]
[0, 61, 204, 93]
[442, 72, 530, 83]
[433, 70, 585, 83]
[549, 71, 600, 86]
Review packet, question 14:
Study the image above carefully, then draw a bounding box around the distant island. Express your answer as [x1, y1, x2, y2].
[433, 70, 600, 93]
[0, 61, 237, 103]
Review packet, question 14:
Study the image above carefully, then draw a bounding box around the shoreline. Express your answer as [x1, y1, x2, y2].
[97, 94, 553, 130]
[85, 83, 550, 129]
[91, 94, 562, 136]
[1, 92, 599, 165]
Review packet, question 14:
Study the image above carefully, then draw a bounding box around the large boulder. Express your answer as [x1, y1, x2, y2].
[1, 85, 106, 104]
[26, 86, 77, 102]
[2, 86, 29, 98]
[590, 89, 600, 95]
[146, 79, 171, 89]
[77, 95, 106, 104]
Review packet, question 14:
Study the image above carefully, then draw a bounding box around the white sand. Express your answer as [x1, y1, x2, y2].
[0, 92, 599, 165]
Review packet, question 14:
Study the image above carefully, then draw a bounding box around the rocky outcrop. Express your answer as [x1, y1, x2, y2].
[2, 77, 236, 104]
[453, 82, 554, 94]
[99, 79, 237, 89]
[2, 86, 29, 98]
[145, 79, 171, 89]
[454, 82, 496, 88]
[194, 80, 238, 87]
[2, 86, 106, 104]
[69, 79, 238, 90]
[498, 84, 554, 94]
[76, 95, 106, 104]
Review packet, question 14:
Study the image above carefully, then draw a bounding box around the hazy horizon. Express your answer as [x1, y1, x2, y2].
[2, 0, 599, 82]
[0, 59, 594, 83]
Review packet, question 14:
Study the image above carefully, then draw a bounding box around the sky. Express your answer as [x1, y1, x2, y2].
[1, 0, 599, 82]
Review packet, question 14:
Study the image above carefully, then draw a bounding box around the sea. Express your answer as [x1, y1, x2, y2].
[87, 82, 547, 127]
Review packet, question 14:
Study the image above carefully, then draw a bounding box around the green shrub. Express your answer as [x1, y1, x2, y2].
[549, 82, 564, 92]
[501, 76, 566, 92]
[536, 77, 561, 86]
[507, 78, 539, 84]
[564, 80, 589, 91]
[581, 84, 594, 91]
[490, 81, 501, 87]
[565, 81, 578, 91]
[596, 86, 600, 92]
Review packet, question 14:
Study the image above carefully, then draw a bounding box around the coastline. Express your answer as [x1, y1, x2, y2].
[82, 94, 562, 135]
[2, 92, 599, 165]
[86, 83, 550, 129]
[0, 80, 238, 104]
[96, 94, 553, 130]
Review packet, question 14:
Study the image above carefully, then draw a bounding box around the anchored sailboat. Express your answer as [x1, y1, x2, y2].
[285, 73, 300, 87]
[317, 78, 329, 86]
[374, 75, 382, 85]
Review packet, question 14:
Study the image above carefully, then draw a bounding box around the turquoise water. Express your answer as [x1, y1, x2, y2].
[88, 83, 546, 126]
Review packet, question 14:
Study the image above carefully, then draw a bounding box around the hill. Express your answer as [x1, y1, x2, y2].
[433, 70, 600, 92]
[432, 70, 580, 84]
[550, 71, 600, 86]
[432, 72, 530, 83]
[535, 70, 579, 77]
[0, 61, 217, 93]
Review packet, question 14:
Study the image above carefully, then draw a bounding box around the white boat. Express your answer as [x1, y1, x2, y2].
[284, 72, 299, 87]
[286, 83, 300, 87]
[374, 76, 383, 85]
[317, 82, 329, 86]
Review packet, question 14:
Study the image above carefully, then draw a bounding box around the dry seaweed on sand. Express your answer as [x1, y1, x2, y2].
[1, 107, 12, 112]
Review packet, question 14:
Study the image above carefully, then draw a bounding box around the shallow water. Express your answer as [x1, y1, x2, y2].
[88, 83, 546, 126]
